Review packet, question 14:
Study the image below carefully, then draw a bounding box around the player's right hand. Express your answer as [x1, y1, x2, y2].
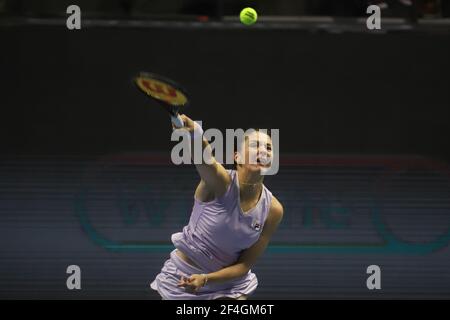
[174, 114, 196, 132]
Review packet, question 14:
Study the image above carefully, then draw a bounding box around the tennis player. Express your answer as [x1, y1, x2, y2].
[150, 114, 283, 300]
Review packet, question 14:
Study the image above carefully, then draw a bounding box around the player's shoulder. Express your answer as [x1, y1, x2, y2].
[269, 195, 284, 223]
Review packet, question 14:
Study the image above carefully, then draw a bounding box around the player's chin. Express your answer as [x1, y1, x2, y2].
[248, 163, 270, 173]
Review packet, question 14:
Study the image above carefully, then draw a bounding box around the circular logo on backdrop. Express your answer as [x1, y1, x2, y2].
[135, 76, 187, 106]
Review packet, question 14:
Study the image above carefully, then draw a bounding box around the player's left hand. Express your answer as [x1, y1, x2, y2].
[177, 274, 207, 292]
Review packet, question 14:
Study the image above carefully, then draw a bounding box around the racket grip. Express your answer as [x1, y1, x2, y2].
[171, 114, 184, 128]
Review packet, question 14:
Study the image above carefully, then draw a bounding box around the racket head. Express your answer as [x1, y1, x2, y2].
[134, 72, 190, 116]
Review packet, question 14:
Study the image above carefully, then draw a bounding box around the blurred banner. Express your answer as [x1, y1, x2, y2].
[0, 154, 449, 298]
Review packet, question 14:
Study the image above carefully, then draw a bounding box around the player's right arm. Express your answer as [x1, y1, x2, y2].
[178, 114, 231, 199]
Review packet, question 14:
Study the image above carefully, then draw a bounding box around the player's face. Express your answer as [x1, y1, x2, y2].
[236, 131, 273, 173]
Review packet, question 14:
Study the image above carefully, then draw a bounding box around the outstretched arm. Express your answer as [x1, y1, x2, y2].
[178, 114, 231, 198]
[178, 196, 284, 291]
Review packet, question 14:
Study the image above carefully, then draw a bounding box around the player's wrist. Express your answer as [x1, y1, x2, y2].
[191, 122, 204, 140]
[201, 273, 208, 287]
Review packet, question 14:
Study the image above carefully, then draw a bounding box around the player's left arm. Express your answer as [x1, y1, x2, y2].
[184, 196, 283, 288]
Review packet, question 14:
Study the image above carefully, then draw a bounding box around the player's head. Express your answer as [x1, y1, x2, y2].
[235, 130, 272, 175]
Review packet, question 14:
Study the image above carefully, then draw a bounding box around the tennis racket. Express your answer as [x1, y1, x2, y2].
[134, 72, 189, 128]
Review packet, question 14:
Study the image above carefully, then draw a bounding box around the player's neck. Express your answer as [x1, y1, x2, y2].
[237, 169, 263, 197]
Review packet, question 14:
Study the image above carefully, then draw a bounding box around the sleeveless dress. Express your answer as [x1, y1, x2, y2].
[150, 170, 273, 300]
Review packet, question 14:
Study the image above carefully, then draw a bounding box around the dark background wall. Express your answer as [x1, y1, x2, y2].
[0, 24, 449, 299]
[1, 25, 450, 159]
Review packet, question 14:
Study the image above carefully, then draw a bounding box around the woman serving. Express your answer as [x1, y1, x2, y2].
[150, 114, 283, 300]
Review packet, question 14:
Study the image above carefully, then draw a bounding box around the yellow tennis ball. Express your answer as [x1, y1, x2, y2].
[240, 7, 257, 26]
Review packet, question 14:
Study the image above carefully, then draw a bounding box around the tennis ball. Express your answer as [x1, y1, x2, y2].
[240, 7, 257, 26]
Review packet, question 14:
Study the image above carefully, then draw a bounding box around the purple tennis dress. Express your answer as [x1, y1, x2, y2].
[150, 170, 273, 300]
